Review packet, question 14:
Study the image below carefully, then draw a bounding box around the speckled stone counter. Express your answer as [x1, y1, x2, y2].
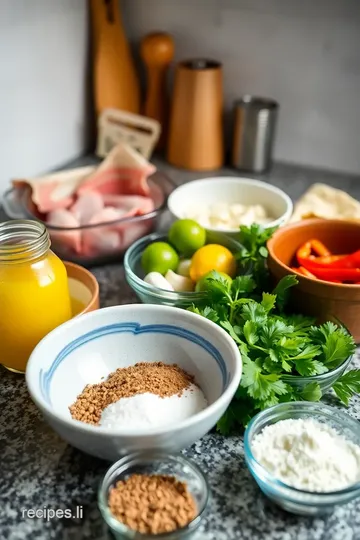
[1, 158, 360, 540]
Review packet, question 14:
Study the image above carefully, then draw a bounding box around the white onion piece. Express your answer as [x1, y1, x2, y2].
[144, 272, 174, 291]
[165, 270, 194, 292]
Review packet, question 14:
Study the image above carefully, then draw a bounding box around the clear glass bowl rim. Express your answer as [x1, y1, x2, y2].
[244, 401, 360, 500]
[98, 452, 210, 538]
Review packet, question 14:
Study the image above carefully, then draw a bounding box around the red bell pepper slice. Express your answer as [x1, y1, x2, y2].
[310, 239, 331, 257]
[292, 266, 317, 279]
[296, 239, 331, 262]
[296, 241, 312, 259]
[310, 267, 360, 282]
[323, 250, 360, 269]
[298, 254, 346, 271]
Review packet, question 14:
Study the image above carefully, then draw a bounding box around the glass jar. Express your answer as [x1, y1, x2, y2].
[0, 220, 72, 373]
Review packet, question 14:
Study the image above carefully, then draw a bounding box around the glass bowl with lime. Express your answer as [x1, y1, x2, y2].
[124, 219, 242, 307]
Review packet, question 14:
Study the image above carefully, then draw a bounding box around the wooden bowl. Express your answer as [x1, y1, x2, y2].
[267, 219, 360, 342]
[64, 261, 100, 317]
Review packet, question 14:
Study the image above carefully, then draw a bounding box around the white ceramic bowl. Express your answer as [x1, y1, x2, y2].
[26, 304, 242, 461]
[167, 177, 293, 236]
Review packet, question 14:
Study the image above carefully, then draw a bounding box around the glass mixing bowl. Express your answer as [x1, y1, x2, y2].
[244, 401, 360, 516]
[124, 231, 242, 307]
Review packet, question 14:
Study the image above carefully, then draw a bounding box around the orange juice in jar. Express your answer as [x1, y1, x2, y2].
[0, 220, 72, 373]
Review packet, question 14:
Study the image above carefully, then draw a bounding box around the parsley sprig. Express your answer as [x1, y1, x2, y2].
[189, 224, 358, 435]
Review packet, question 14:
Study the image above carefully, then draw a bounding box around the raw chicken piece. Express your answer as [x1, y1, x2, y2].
[82, 229, 121, 257]
[78, 168, 152, 197]
[102, 194, 155, 215]
[78, 144, 156, 198]
[47, 209, 82, 253]
[71, 192, 104, 225]
[82, 207, 125, 256]
[12, 166, 94, 213]
[88, 207, 128, 225]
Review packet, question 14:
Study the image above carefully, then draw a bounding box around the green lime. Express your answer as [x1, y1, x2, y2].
[168, 219, 206, 257]
[195, 270, 232, 292]
[141, 242, 179, 275]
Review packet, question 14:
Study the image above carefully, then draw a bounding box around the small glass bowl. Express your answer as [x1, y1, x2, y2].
[244, 401, 360, 516]
[98, 452, 210, 539]
[124, 231, 242, 307]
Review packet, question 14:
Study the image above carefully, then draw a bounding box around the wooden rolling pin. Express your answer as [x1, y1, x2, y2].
[90, 0, 140, 116]
[140, 32, 174, 150]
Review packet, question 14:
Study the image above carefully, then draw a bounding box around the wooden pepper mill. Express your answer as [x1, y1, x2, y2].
[140, 32, 174, 150]
[167, 59, 224, 170]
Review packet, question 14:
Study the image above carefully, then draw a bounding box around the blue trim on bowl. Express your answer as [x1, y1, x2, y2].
[39, 322, 229, 405]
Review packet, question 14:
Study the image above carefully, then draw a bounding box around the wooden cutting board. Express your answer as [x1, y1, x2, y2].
[90, 0, 140, 116]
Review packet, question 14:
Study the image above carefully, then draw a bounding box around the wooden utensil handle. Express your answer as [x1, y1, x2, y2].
[90, 0, 140, 116]
[140, 32, 174, 149]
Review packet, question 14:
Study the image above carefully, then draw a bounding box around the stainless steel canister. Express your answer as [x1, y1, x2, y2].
[231, 96, 279, 173]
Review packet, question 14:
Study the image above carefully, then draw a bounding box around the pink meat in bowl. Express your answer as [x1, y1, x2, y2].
[3, 172, 174, 267]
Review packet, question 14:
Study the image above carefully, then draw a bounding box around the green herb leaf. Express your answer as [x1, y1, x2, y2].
[236, 224, 278, 287]
[221, 320, 243, 344]
[241, 301, 267, 324]
[322, 333, 355, 369]
[269, 348, 281, 363]
[281, 359, 293, 372]
[204, 276, 231, 301]
[278, 336, 304, 351]
[243, 320, 259, 346]
[261, 292, 276, 312]
[242, 358, 288, 402]
[231, 275, 256, 295]
[333, 370, 360, 406]
[301, 382, 322, 402]
[238, 223, 278, 257]
[260, 319, 294, 347]
[189, 305, 219, 323]
[310, 321, 338, 342]
[259, 246, 268, 258]
[309, 322, 355, 369]
[290, 344, 321, 362]
[272, 275, 298, 311]
[285, 314, 316, 332]
[294, 357, 327, 377]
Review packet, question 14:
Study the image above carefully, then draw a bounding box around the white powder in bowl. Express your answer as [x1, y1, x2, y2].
[99, 384, 208, 429]
[252, 418, 360, 492]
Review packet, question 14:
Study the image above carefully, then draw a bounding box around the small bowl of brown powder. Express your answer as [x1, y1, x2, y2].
[98, 452, 209, 538]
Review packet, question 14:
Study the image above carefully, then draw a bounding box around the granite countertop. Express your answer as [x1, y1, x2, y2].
[2, 158, 360, 540]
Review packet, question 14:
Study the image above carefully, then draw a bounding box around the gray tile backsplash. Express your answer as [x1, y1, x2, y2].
[122, 0, 360, 175]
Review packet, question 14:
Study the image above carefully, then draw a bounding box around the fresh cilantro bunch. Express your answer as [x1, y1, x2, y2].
[189, 266, 359, 435]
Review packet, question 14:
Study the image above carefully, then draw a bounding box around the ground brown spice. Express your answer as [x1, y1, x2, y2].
[108, 473, 198, 535]
[69, 362, 194, 425]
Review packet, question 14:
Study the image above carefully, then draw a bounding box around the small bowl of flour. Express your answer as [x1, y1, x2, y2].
[244, 401, 360, 516]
